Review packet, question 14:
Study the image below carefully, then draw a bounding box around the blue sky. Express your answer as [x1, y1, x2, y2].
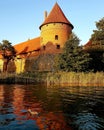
[0, 0, 104, 45]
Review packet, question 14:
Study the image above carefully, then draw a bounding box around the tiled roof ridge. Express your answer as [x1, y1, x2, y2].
[14, 37, 40, 54]
[39, 2, 74, 29]
[14, 37, 40, 46]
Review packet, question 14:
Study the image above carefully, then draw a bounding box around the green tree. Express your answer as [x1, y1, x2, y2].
[56, 34, 91, 72]
[90, 17, 104, 49]
[0, 40, 16, 72]
[86, 18, 104, 71]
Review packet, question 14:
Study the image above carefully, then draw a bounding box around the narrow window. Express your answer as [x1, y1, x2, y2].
[56, 44, 60, 49]
[55, 35, 58, 40]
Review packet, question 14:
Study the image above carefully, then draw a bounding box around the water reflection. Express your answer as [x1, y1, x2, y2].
[0, 85, 71, 130]
[0, 86, 4, 106]
[13, 86, 25, 116]
[0, 85, 104, 130]
[72, 113, 104, 130]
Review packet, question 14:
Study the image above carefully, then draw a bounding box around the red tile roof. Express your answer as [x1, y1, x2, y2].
[39, 2, 74, 29]
[14, 37, 40, 54]
[84, 40, 92, 47]
[0, 50, 2, 58]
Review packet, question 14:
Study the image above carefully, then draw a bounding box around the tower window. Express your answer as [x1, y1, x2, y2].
[55, 35, 58, 40]
[56, 44, 60, 49]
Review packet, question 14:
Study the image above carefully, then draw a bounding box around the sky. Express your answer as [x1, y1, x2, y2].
[0, 0, 104, 45]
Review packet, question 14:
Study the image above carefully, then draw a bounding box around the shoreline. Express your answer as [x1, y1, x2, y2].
[0, 72, 104, 86]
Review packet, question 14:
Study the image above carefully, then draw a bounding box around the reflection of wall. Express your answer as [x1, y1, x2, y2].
[12, 86, 24, 115]
[3, 86, 14, 104]
[0, 85, 4, 105]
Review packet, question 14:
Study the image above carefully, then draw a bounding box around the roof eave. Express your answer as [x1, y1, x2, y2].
[39, 22, 74, 30]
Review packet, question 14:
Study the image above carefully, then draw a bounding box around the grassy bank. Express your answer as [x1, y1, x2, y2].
[47, 72, 104, 86]
[0, 72, 104, 86]
[0, 72, 47, 84]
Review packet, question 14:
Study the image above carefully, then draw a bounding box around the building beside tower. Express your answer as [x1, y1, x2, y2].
[0, 3, 74, 73]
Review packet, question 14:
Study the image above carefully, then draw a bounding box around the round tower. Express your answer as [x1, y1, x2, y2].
[39, 3, 74, 48]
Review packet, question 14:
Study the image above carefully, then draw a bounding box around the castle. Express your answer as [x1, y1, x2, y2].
[0, 3, 74, 73]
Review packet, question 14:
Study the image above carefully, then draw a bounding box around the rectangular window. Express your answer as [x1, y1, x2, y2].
[55, 35, 58, 40]
[56, 44, 60, 49]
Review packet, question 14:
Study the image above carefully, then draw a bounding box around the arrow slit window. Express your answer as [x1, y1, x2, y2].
[55, 35, 58, 40]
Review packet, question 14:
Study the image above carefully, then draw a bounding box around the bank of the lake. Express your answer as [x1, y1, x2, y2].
[47, 72, 104, 86]
[0, 72, 104, 86]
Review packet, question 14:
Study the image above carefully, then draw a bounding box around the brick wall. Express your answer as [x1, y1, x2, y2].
[40, 23, 72, 47]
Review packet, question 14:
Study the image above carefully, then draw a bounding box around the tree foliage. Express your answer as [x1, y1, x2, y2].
[55, 34, 91, 72]
[88, 18, 104, 71]
[90, 17, 104, 47]
[0, 40, 16, 72]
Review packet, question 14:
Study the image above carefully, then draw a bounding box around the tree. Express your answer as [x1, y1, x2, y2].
[90, 17, 104, 49]
[56, 34, 91, 72]
[0, 40, 16, 72]
[87, 18, 104, 71]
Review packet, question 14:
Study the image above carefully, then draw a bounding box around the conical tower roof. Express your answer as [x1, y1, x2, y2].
[39, 2, 74, 29]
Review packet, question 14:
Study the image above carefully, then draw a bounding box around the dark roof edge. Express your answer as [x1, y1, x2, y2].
[39, 22, 74, 30]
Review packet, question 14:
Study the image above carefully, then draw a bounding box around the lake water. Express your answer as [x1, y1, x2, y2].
[0, 84, 104, 130]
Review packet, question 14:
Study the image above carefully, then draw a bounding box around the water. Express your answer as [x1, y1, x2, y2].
[0, 84, 104, 130]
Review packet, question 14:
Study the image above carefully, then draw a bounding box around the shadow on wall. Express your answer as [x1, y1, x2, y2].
[7, 60, 16, 73]
[6, 42, 61, 73]
[24, 54, 55, 72]
[24, 42, 61, 72]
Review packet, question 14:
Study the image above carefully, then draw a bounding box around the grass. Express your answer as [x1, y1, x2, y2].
[0, 71, 104, 86]
[47, 72, 104, 86]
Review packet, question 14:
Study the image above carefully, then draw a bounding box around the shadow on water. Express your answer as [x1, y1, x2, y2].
[0, 84, 104, 130]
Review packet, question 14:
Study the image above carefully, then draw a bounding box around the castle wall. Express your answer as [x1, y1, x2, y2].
[40, 23, 72, 47]
[0, 59, 3, 72]
[14, 58, 25, 73]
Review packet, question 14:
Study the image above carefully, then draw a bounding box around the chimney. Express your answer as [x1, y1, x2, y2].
[44, 11, 48, 20]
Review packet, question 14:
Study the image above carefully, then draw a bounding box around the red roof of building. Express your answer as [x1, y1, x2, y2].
[14, 37, 40, 54]
[0, 48, 2, 58]
[84, 40, 92, 47]
[39, 2, 74, 29]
